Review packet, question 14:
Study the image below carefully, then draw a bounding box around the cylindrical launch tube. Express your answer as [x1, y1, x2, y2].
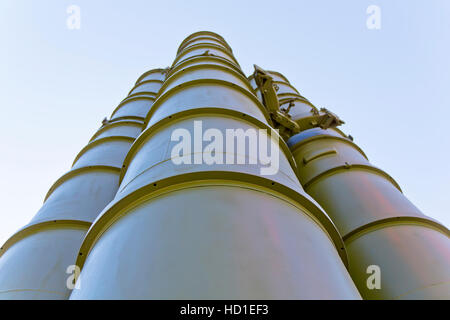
[70, 32, 360, 300]
[0, 70, 166, 299]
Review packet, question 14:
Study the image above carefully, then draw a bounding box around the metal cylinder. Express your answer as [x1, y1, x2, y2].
[4, 31, 447, 300]
[249, 67, 450, 299]
[128, 80, 164, 99]
[0, 222, 89, 299]
[110, 69, 167, 122]
[288, 128, 450, 299]
[70, 32, 360, 299]
[135, 68, 167, 84]
[110, 97, 156, 122]
[177, 31, 233, 55]
[89, 119, 143, 142]
[172, 44, 239, 68]
[0, 70, 164, 299]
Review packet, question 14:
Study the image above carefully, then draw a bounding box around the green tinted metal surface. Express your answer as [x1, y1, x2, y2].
[70, 32, 360, 299]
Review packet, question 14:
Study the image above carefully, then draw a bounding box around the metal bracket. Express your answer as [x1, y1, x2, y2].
[253, 65, 301, 138]
[317, 108, 345, 129]
[280, 100, 295, 116]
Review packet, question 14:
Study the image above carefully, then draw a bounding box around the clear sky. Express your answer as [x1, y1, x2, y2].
[0, 0, 449, 245]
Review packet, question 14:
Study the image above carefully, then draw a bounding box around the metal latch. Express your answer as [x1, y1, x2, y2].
[253, 65, 301, 138]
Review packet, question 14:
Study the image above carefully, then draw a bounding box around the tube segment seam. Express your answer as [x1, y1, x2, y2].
[168, 55, 245, 79]
[178, 31, 229, 48]
[178, 37, 234, 55]
[143, 79, 272, 127]
[89, 120, 143, 142]
[135, 69, 167, 85]
[290, 135, 368, 159]
[72, 136, 136, 168]
[44, 165, 121, 202]
[303, 163, 402, 193]
[161, 63, 255, 96]
[128, 79, 164, 96]
[178, 35, 233, 54]
[126, 91, 158, 100]
[75, 172, 348, 270]
[110, 99, 155, 120]
[172, 43, 240, 67]
[105, 117, 145, 125]
[0, 288, 67, 296]
[0, 220, 91, 258]
[343, 216, 450, 244]
[123, 107, 296, 183]
[392, 280, 450, 300]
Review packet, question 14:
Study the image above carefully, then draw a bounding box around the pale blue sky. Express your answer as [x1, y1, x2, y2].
[0, 0, 449, 245]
